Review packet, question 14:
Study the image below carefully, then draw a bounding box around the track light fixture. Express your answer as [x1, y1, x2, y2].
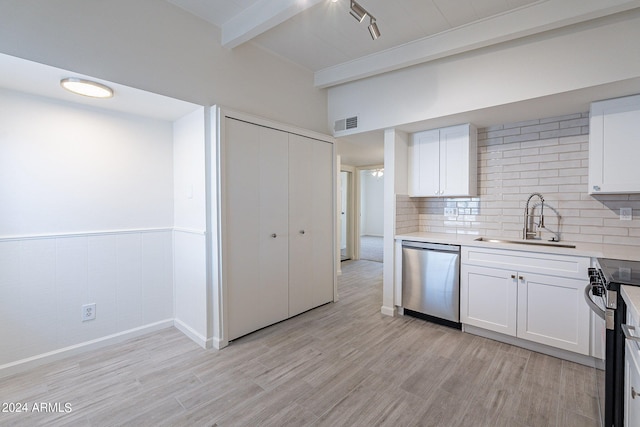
[349, 0, 380, 40]
[368, 17, 380, 40]
[349, 0, 367, 22]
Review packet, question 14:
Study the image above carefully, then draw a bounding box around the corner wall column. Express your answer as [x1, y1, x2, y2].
[382, 128, 408, 316]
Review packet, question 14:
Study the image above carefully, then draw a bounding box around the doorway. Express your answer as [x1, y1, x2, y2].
[358, 167, 384, 263]
[340, 170, 353, 261]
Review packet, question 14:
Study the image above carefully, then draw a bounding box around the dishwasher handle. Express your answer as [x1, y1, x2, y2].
[401, 241, 460, 253]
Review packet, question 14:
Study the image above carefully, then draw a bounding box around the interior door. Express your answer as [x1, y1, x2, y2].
[225, 118, 289, 340]
[289, 134, 334, 317]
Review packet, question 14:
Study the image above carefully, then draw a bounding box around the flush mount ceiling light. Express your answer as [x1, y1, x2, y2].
[349, 0, 368, 22]
[60, 78, 114, 98]
[349, 0, 380, 40]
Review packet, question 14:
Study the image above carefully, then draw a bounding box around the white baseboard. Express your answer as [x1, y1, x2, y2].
[0, 319, 174, 379]
[463, 324, 601, 368]
[173, 318, 210, 349]
[381, 305, 397, 317]
[212, 337, 228, 350]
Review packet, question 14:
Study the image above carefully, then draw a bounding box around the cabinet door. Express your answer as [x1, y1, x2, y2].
[589, 94, 640, 194]
[225, 118, 289, 340]
[409, 129, 440, 196]
[460, 264, 517, 336]
[517, 273, 589, 355]
[625, 340, 640, 427]
[440, 124, 474, 196]
[288, 134, 334, 316]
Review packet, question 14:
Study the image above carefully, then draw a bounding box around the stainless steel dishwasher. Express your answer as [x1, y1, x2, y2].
[402, 241, 461, 329]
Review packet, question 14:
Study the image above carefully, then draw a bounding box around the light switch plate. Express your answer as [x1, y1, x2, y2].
[620, 207, 632, 221]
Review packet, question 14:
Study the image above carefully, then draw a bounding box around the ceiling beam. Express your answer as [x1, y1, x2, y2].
[314, 0, 640, 88]
[222, 0, 325, 49]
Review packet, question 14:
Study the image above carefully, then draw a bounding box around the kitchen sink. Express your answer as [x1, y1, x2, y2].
[474, 237, 576, 249]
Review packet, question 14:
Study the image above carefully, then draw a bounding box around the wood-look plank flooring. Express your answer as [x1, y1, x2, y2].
[1, 260, 600, 426]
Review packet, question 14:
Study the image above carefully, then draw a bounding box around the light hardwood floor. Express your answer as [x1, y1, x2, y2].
[1, 260, 600, 426]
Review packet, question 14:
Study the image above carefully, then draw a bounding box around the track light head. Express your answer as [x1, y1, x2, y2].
[368, 17, 380, 40]
[349, 0, 367, 22]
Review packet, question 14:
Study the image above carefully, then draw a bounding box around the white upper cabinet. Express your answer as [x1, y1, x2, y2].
[409, 124, 477, 197]
[589, 94, 640, 194]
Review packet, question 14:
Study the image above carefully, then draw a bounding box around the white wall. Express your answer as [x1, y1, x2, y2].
[0, 89, 174, 236]
[328, 11, 640, 135]
[0, 89, 175, 371]
[0, 0, 328, 135]
[360, 170, 384, 237]
[172, 108, 208, 346]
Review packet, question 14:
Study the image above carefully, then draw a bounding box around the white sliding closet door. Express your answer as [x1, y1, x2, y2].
[225, 118, 289, 340]
[288, 134, 334, 316]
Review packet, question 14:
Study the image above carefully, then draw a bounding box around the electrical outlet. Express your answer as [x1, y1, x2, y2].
[620, 207, 633, 221]
[82, 303, 96, 322]
[444, 207, 458, 217]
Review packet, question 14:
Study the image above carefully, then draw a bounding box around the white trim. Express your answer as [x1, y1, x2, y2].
[212, 337, 228, 350]
[173, 227, 206, 235]
[173, 319, 211, 349]
[222, 0, 324, 49]
[314, 0, 640, 88]
[221, 107, 335, 145]
[0, 227, 173, 242]
[463, 324, 600, 368]
[0, 320, 174, 379]
[381, 305, 397, 317]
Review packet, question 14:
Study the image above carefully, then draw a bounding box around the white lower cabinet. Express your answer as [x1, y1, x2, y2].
[460, 265, 517, 336]
[625, 339, 640, 426]
[461, 247, 591, 355]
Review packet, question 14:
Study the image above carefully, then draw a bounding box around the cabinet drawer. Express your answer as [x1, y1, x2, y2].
[462, 246, 589, 279]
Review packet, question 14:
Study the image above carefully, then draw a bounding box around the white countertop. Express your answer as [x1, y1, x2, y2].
[395, 231, 640, 261]
[622, 286, 640, 323]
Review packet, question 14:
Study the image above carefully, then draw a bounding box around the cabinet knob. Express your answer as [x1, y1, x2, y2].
[271, 233, 277, 238]
[633, 387, 638, 399]
[519, 276, 524, 281]
[299, 230, 305, 235]
[593, 185, 601, 191]
[511, 274, 516, 279]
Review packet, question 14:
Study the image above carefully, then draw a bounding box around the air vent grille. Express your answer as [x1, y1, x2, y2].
[334, 115, 358, 132]
[346, 116, 358, 129]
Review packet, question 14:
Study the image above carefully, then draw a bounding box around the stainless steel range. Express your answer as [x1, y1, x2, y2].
[586, 257, 640, 427]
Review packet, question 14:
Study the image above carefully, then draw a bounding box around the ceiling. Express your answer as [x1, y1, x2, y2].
[167, 0, 538, 81]
[165, 0, 640, 166]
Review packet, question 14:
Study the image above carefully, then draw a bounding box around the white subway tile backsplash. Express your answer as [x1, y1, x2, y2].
[397, 111, 640, 246]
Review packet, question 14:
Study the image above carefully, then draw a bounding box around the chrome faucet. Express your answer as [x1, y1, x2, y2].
[523, 193, 545, 240]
